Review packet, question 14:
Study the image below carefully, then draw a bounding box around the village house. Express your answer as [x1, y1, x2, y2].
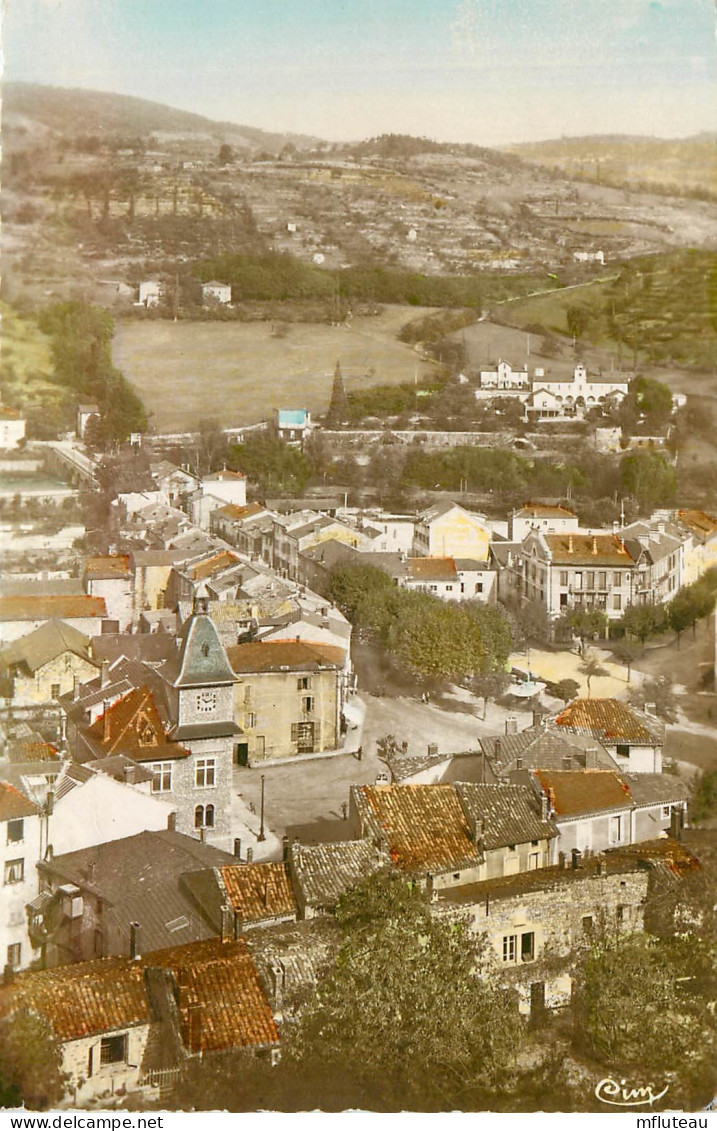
[247, 918, 340, 1022]
[399, 556, 497, 602]
[182, 859, 298, 933]
[478, 722, 619, 781]
[0, 782, 42, 972]
[226, 640, 345, 765]
[201, 280, 232, 305]
[132, 549, 189, 615]
[413, 502, 492, 560]
[0, 620, 99, 706]
[83, 555, 134, 632]
[209, 502, 274, 557]
[0, 594, 108, 646]
[528, 769, 689, 854]
[190, 469, 247, 530]
[137, 279, 163, 307]
[0, 936, 278, 1104]
[552, 697, 664, 773]
[30, 829, 237, 967]
[620, 518, 684, 604]
[515, 530, 638, 620]
[273, 409, 312, 444]
[273, 513, 369, 580]
[437, 850, 649, 1014]
[676, 509, 717, 584]
[508, 502, 580, 543]
[148, 460, 200, 509]
[76, 404, 100, 440]
[287, 839, 385, 919]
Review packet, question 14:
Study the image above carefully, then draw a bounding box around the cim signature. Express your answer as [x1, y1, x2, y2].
[595, 1077, 670, 1107]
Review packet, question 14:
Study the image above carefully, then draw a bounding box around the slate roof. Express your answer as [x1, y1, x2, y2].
[621, 522, 682, 564]
[248, 919, 340, 1008]
[0, 937, 278, 1051]
[454, 783, 558, 849]
[0, 781, 40, 821]
[84, 555, 132, 580]
[91, 633, 178, 667]
[0, 595, 107, 622]
[219, 863, 297, 923]
[624, 774, 690, 807]
[479, 725, 618, 774]
[289, 840, 384, 908]
[227, 640, 344, 673]
[160, 606, 236, 688]
[85, 755, 155, 786]
[39, 831, 236, 956]
[0, 619, 95, 674]
[534, 770, 632, 817]
[545, 533, 636, 566]
[554, 698, 664, 744]
[354, 785, 482, 873]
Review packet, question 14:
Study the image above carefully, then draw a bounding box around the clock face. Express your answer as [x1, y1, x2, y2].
[196, 690, 217, 714]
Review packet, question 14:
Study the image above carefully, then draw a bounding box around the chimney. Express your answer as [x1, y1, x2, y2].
[571, 848, 582, 870]
[45, 791, 54, 817]
[670, 806, 684, 841]
[129, 921, 141, 959]
[123, 762, 136, 785]
[548, 787, 556, 813]
[585, 747, 599, 769]
[505, 716, 518, 735]
[102, 701, 111, 743]
[233, 838, 242, 859]
[86, 861, 97, 884]
[515, 755, 523, 770]
[474, 817, 485, 849]
[494, 737, 502, 760]
[562, 754, 572, 770]
[591, 536, 598, 556]
[100, 659, 110, 689]
[246, 846, 254, 863]
[270, 963, 285, 1008]
[540, 791, 549, 820]
[73, 674, 81, 701]
[427, 742, 438, 757]
[220, 904, 233, 942]
[282, 835, 290, 862]
[532, 708, 543, 728]
[644, 702, 657, 718]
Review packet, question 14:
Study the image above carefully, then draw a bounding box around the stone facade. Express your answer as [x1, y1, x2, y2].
[235, 665, 341, 765]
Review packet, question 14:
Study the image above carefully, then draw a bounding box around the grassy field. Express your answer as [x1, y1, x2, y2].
[112, 307, 441, 431]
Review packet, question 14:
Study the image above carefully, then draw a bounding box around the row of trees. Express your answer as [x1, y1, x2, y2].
[37, 301, 147, 445]
[329, 563, 512, 679]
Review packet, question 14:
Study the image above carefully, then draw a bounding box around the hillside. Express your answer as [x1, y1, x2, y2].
[507, 134, 717, 199]
[3, 83, 322, 153]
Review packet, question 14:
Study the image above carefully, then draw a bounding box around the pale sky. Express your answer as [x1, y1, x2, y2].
[4, 0, 716, 144]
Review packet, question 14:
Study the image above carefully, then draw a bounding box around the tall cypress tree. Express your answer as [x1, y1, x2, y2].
[326, 360, 349, 425]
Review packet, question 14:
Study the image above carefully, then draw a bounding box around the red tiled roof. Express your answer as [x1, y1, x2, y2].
[0, 596, 107, 622]
[84, 555, 132, 580]
[358, 784, 481, 873]
[227, 640, 345, 673]
[407, 557, 457, 581]
[189, 551, 240, 581]
[0, 938, 278, 1051]
[554, 698, 660, 743]
[518, 502, 576, 518]
[678, 509, 717, 541]
[546, 533, 635, 566]
[220, 863, 297, 923]
[206, 469, 245, 481]
[535, 770, 631, 817]
[215, 502, 265, 522]
[0, 781, 40, 821]
[87, 686, 189, 761]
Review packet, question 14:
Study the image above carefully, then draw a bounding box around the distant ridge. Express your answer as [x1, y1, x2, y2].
[3, 82, 323, 152]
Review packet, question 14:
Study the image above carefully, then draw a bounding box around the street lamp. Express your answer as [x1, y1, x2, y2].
[258, 774, 266, 842]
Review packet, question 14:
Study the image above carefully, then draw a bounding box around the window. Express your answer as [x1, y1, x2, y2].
[149, 762, 173, 793]
[613, 572, 622, 587]
[6, 819, 23, 845]
[195, 757, 216, 788]
[661, 805, 671, 819]
[560, 571, 569, 586]
[502, 934, 517, 963]
[291, 722, 315, 753]
[610, 815, 623, 843]
[194, 804, 215, 829]
[574, 572, 583, 588]
[613, 593, 622, 611]
[50, 683, 61, 700]
[6, 943, 21, 970]
[100, 1034, 127, 1066]
[303, 696, 314, 713]
[616, 744, 630, 758]
[582, 915, 593, 936]
[4, 859, 24, 885]
[586, 572, 595, 589]
[508, 844, 516, 852]
[446, 585, 453, 592]
[598, 572, 607, 589]
[246, 712, 256, 729]
[297, 677, 311, 691]
[521, 932, 535, 962]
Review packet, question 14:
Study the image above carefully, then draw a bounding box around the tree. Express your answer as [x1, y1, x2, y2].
[195, 417, 229, 477]
[573, 934, 717, 1109]
[471, 671, 511, 719]
[628, 675, 678, 723]
[218, 143, 235, 165]
[325, 361, 349, 426]
[504, 598, 551, 648]
[620, 602, 668, 647]
[610, 637, 640, 682]
[566, 305, 592, 340]
[619, 449, 677, 511]
[579, 649, 608, 697]
[551, 678, 580, 704]
[286, 874, 525, 1110]
[0, 1009, 66, 1110]
[567, 609, 608, 644]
